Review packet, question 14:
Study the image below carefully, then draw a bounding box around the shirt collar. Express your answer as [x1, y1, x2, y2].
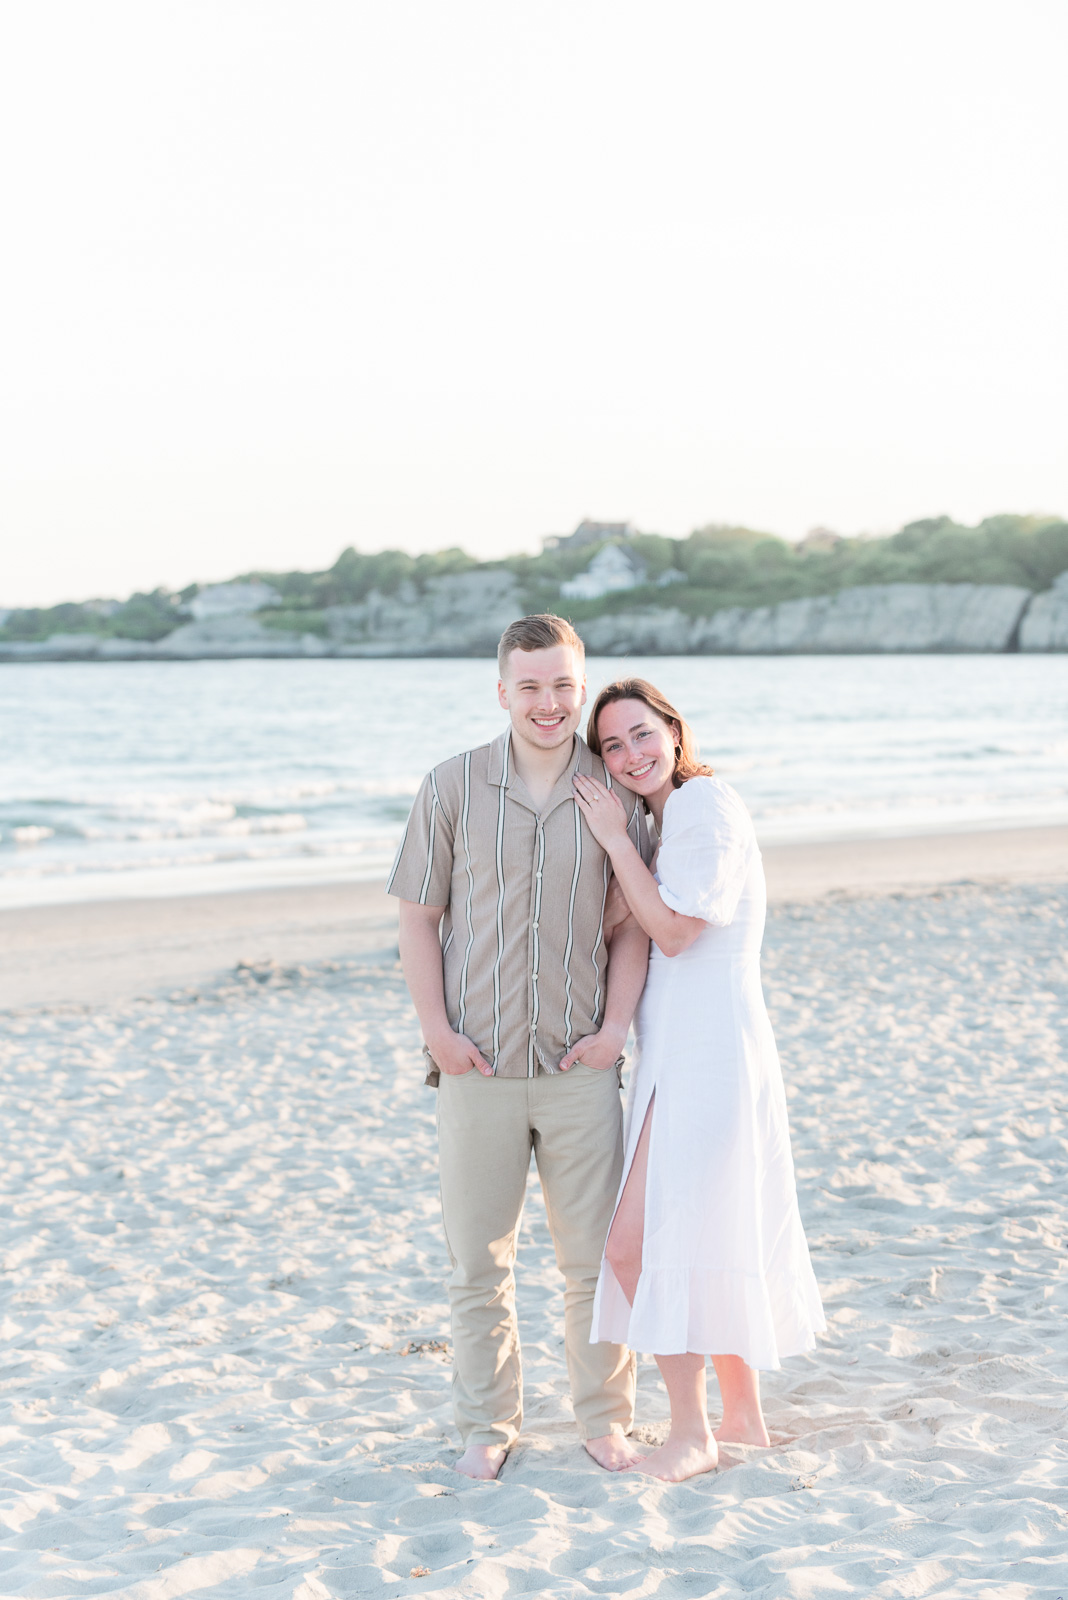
[486, 727, 514, 789]
[486, 729, 598, 816]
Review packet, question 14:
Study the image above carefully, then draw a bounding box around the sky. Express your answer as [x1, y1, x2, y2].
[2, 0, 1066, 607]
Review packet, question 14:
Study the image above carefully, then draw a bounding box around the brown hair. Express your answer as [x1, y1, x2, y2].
[586, 677, 714, 792]
[497, 614, 585, 677]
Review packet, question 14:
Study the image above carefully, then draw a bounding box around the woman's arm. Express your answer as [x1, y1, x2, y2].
[572, 776, 707, 957]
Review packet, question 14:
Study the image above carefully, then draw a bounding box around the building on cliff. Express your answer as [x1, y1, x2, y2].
[189, 581, 281, 620]
[796, 526, 844, 553]
[561, 543, 647, 599]
[542, 518, 636, 552]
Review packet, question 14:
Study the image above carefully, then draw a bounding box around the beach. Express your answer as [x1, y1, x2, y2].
[2, 827, 1067, 1597]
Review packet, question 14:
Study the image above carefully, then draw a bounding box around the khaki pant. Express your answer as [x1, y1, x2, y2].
[436, 1062, 635, 1450]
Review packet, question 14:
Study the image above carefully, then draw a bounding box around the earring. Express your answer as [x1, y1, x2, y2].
[674, 744, 681, 757]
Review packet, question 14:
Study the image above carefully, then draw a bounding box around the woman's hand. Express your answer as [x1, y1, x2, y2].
[559, 1027, 626, 1072]
[572, 774, 631, 850]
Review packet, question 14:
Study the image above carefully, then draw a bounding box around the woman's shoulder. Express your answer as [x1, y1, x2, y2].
[665, 775, 754, 835]
[667, 773, 748, 814]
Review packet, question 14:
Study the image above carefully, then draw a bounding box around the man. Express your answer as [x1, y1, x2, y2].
[387, 614, 652, 1479]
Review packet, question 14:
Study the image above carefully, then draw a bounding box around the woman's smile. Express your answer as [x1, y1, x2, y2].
[594, 697, 679, 818]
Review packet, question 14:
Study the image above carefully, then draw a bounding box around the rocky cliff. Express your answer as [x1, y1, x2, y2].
[1018, 571, 1068, 651]
[0, 616, 329, 661]
[581, 582, 1034, 654]
[322, 569, 522, 655]
[1, 574, 1064, 659]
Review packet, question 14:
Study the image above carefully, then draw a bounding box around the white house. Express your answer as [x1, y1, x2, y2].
[189, 581, 281, 620]
[561, 544, 647, 600]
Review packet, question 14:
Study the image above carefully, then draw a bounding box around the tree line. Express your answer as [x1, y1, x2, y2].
[2, 514, 1066, 643]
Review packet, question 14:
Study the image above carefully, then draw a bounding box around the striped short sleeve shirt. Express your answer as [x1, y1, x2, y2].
[387, 730, 652, 1081]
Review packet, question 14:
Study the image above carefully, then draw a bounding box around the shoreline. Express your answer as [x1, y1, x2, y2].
[2, 645, 1066, 663]
[3, 823, 1065, 1011]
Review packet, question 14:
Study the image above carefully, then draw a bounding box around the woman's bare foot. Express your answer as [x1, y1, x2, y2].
[584, 1432, 645, 1471]
[454, 1445, 507, 1480]
[714, 1415, 770, 1447]
[630, 1430, 718, 1482]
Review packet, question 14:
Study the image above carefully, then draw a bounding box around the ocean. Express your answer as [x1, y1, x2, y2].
[1, 655, 1065, 909]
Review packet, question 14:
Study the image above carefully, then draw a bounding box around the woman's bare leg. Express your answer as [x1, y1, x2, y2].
[711, 1354, 770, 1446]
[606, 1100, 718, 1481]
[634, 1354, 718, 1481]
[604, 1096, 654, 1303]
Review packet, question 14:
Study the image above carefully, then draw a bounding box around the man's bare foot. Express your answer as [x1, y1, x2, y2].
[714, 1416, 770, 1447]
[629, 1432, 718, 1483]
[584, 1432, 644, 1472]
[454, 1445, 507, 1480]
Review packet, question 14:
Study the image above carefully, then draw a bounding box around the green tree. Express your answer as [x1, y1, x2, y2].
[111, 591, 183, 642]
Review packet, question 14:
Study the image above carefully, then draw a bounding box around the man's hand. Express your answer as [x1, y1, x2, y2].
[398, 900, 493, 1077]
[427, 1029, 494, 1077]
[559, 1027, 626, 1072]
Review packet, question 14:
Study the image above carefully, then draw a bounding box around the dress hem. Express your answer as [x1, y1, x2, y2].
[590, 1259, 827, 1371]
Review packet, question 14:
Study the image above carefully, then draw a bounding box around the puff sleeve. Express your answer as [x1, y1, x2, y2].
[655, 777, 756, 927]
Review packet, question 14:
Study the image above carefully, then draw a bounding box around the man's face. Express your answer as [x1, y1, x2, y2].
[497, 645, 587, 754]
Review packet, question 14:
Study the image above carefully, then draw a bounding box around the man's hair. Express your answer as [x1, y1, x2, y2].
[497, 614, 585, 677]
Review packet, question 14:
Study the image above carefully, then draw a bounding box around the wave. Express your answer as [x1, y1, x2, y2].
[0, 830, 398, 882]
[72, 812, 308, 843]
[2, 653, 1066, 908]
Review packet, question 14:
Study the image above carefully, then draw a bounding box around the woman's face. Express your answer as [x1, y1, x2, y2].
[595, 697, 679, 807]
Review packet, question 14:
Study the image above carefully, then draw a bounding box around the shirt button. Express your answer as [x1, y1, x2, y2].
[529, 1023, 536, 1033]
[533, 921, 539, 931]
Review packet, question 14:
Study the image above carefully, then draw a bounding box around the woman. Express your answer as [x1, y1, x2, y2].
[572, 678, 825, 1483]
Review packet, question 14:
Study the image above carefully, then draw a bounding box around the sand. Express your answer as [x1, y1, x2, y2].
[0, 881, 398, 1012]
[2, 830, 1067, 1597]
[4, 824, 1067, 1012]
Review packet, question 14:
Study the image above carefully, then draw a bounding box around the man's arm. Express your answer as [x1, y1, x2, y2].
[602, 911, 650, 1040]
[397, 899, 493, 1076]
[558, 911, 649, 1071]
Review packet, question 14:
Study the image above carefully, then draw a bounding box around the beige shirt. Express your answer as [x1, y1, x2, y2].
[387, 729, 652, 1081]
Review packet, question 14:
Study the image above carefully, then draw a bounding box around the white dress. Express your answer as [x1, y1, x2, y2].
[590, 776, 826, 1367]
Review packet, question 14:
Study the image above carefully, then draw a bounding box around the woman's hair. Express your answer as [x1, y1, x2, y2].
[586, 677, 714, 792]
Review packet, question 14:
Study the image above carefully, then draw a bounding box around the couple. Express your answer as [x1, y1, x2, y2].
[387, 614, 825, 1483]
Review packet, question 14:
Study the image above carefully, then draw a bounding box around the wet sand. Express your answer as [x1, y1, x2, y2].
[3, 824, 1065, 1010]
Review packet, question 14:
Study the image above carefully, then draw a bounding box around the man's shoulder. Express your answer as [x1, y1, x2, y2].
[422, 740, 498, 803]
[574, 735, 608, 782]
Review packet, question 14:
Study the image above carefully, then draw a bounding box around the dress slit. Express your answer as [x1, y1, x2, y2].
[605, 1090, 656, 1295]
